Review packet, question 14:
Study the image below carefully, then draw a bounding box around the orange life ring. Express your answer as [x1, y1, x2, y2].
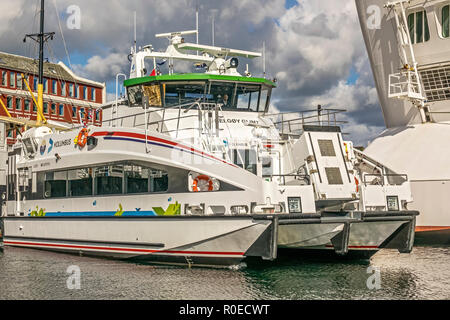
[77, 128, 89, 148]
[192, 175, 214, 192]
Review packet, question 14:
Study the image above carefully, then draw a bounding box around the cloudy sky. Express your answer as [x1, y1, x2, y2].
[0, 0, 385, 146]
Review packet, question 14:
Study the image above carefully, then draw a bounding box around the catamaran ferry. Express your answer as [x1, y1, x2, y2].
[0, 0, 419, 267]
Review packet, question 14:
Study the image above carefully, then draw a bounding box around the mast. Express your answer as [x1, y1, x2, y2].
[37, 0, 45, 125]
[24, 0, 54, 125]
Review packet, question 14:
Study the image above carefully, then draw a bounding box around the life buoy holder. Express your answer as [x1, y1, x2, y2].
[77, 128, 89, 148]
[192, 175, 214, 192]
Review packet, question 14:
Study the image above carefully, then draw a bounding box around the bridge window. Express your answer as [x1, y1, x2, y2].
[408, 11, 430, 43]
[443, 5, 449, 38]
[163, 82, 206, 107]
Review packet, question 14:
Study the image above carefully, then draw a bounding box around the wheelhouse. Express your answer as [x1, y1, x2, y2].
[123, 74, 276, 112]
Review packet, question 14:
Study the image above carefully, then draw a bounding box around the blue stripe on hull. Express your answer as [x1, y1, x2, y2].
[42, 211, 156, 217]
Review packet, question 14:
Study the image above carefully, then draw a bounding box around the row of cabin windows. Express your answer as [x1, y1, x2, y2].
[0, 70, 98, 101]
[408, 6, 450, 43]
[3, 96, 100, 121]
[41, 164, 168, 199]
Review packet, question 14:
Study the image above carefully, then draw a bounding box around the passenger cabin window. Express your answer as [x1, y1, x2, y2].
[443, 5, 449, 38]
[44, 171, 67, 198]
[68, 168, 93, 197]
[124, 164, 149, 194]
[95, 165, 123, 195]
[408, 10, 430, 43]
[38, 162, 168, 199]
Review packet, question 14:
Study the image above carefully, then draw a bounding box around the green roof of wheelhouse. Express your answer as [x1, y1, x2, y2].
[123, 73, 277, 88]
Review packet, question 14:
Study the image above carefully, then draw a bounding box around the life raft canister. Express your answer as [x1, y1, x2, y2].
[192, 175, 214, 192]
[76, 128, 89, 148]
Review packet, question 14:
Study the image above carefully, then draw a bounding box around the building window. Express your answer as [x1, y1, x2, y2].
[95, 109, 100, 121]
[24, 100, 30, 112]
[51, 103, 56, 115]
[6, 96, 13, 109]
[16, 73, 22, 89]
[80, 107, 85, 119]
[43, 78, 48, 93]
[443, 5, 449, 38]
[44, 171, 67, 198]
[69, 83, 74, 97]
[83, 87, 87, 100]
[10, 72, 15, 88]
[15, 98, 22, 111]
[408, 11, 430, 44]
[61, 81, 66, 96]
[52, 80, 57, 94]
[43, 102, 48, 114]
[33, 102, 37, 112]
[1, 71, 6, 86]
[59, 104, 64, 116]
[72, 106, 77, 119]
[91, 88, 96, 101]
[33, 77, 38, 92]
[75, 84, 79, 98]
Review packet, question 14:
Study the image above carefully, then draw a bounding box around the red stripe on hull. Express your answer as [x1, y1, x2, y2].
[415, 226, 450, 232]
[92, 131, 238, 168]
[3, 240, 245, 256]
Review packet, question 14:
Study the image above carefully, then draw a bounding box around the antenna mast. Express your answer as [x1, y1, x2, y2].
[134, 11, 137, 53]
[195, 2, 199, 55]
[23, 0, 54, 125]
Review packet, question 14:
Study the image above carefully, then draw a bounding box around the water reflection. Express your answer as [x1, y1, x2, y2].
[0, 246, 448, 300]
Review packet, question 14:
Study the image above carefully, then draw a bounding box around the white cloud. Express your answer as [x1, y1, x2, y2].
[0, 0, 386, 146]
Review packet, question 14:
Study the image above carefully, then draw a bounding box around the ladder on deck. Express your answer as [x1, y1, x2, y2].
[385, 0, 428, 122]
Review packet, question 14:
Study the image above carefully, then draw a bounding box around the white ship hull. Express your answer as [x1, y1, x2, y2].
[1, 216, 276, 267]
[356, 0, 450, 244]
[278, 212, 417, 257]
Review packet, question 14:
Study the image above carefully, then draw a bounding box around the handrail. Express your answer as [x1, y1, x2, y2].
[262, 108, 347, 136]
[362, 173, 408, 186]
[263, 174, 311, 186]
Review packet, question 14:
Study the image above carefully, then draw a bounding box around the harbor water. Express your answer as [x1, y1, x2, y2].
[0, 246, 448, 300]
